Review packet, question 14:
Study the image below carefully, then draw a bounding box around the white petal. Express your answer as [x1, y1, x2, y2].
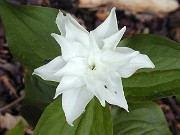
[62, 86, 94, 126]
[101, 50, 139, 71]
[56, 10, 88, 36]
[118, 54, 155, 78]
[116, 47, 135, 54]
[102, 26, 126, 51]
[33, 56, 65, 82]
[51, 33, 88, 61]
[54, 76, 85, 98]
[104, 72, 128, 111]
[88, 32, 102, 67]
[85, 77, 106, 107]
[55, 11, 67, 36]
[85, 69, 110, 107]
[65, 19, 89, 48]
[67, 14, 89, 35]
[55, 57, 89, 76]
[85, 69, 128, 111]
[92, 7, 118, 48]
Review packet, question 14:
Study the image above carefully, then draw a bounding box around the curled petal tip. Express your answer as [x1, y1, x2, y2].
[58, 10, 65, 15]
[101, 101, 106, 107]
[51, 33, 61, 39]
[122, 26, 126, 30]
[126, 107, 129, 112]
[110, 7, 116, 15]
[51, 33, 61, 40]
[67, 120, 74, 126]
[53, 96, 57, 99]
[32, 72, 35, 75]
[151, 63, 155, 68]
[112, 7, 116, 11]
[51, 33, 56, 37]
[148, 60, 155, 69]
[69, 123, 74, 126]
[32, 69, 39, 76]
[54, 93, 60, 99]
[124, 106, 129, 112]
[117, 102, 129, 112]
[120, 26, 126, 34]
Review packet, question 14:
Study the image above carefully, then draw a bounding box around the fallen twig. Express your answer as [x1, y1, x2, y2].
[0, 75, 18, 98]
[0, 93, 25, 112]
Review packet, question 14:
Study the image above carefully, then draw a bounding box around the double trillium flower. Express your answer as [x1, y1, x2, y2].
[33, 8, 155, 126]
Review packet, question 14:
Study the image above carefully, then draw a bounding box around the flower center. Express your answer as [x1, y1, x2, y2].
[90, 64, 96, 70]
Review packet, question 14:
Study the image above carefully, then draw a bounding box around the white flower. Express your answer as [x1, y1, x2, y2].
[33, 7, 155, 126]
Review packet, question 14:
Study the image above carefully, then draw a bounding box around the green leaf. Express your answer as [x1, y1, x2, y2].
[34, 97, 113, 135]
[112, 102, 172, 135]
[175, 95, 180, 103]
[0, 0, 60, 127]
[21, 72, 56, 127]
[0, 0, 60, 70]
[120, 34, 180, 102]
[5, 122, 24, 135]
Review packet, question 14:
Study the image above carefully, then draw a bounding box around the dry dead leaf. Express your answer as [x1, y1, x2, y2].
[175, 27, 180, 42]
[79, 0, 179, 17]
[0, 113, 21, 130]
[96, 10, 110, 21]
[0, 113, 33, 134]
[0, 75, 18, 98]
